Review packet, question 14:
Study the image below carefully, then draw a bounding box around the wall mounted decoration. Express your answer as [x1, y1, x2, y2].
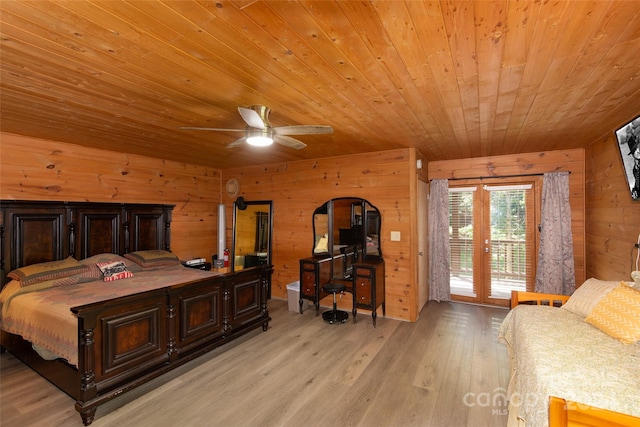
[615, 115, 640, 201]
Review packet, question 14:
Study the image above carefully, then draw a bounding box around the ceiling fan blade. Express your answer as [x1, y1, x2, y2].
[274, 125, 334, 136]
[226, 136, 247, 148]
[180, 126, 244, 132]
[273, 135, 307, 150]
[238, 106, 268, 129]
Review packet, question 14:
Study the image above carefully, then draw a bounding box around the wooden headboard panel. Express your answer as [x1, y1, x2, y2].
[0, 200, 174, 287]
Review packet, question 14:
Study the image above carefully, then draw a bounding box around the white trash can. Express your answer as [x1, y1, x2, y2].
[286, 281, 305, 312]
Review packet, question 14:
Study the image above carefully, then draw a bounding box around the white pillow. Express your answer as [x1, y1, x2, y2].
[561, 278, 620, 318]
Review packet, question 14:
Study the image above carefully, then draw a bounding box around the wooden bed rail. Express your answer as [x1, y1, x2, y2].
[510, 290, 570, 309]
[549, 396, 640, 427]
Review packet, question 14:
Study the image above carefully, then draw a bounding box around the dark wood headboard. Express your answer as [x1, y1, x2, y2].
[0, 200, 174, 287]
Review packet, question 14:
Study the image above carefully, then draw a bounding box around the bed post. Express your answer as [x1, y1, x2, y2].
[123, 207, 130, 254]
[164, 205, 172, 251]
[68, 205, 76, 259]
[0, 222, 5, 288]
[261, 267, 271, 331]
[75, 314, 98, 426]
[223, 287, 231, 332]
[166, 302, 177, 361]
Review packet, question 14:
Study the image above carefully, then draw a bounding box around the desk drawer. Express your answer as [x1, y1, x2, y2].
[355, 276, 372, 304]
[301, 270, 317, 296]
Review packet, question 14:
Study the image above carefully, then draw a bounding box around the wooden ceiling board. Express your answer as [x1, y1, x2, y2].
[366, 1, 452, 158]
[2, 7, 236, 132]
[404, 1, 461, 136]
[1, 0, 639, 169]
[255, 1, 409, 146]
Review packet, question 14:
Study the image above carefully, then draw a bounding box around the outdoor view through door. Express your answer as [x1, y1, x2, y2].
[449, 181, 537, 307]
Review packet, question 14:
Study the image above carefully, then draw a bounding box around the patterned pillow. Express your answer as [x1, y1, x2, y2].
[97, 261, 134, 282]
[52, 271, 101, 287]
[584, 283, 640, 344]
[124, 250, 180, 268]
[7, 256, 91, 287]
[561, 278, 620, 318]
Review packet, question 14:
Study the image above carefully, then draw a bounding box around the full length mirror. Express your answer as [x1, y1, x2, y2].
[312, 197, 382, 280]
[232, 199, 273, 277]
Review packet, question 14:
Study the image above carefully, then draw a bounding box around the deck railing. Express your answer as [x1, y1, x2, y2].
[450, 237, 527, 281]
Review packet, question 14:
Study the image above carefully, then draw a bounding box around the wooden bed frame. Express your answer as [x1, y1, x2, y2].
[510, 290, 640, 427]
[510, 290, 570, 309]
[0, 200, 272, 425]
[549, 396, 640, 427]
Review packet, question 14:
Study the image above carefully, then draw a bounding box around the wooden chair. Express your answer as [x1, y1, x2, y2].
[549, 396, 640, 427]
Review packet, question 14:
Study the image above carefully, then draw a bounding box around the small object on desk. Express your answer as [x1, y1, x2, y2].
[181, 260, 211, 271]
[223, 248, 230, 267]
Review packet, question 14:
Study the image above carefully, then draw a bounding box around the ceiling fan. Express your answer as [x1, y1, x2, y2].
[180, 105, 333, 150]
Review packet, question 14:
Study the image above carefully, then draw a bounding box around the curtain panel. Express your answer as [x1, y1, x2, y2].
[428, 179, 451, 302]
[534, 172, 576, 295]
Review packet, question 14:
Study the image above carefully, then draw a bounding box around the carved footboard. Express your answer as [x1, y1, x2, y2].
[70, 267, 271, 425]
[72, 289, 171, 425]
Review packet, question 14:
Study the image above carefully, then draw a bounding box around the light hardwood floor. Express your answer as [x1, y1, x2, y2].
[0, 300, 510, 427]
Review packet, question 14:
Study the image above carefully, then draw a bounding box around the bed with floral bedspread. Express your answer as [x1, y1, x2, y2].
[0, 255, 221, 366]
[498, 279, 640, 427]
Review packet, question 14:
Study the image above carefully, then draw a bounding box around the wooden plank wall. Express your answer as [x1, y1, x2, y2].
[223, 149, 419, 322]
[428, 149, 587, 287]
[585, 134, 640, 280]
[0, 133, 221, 262]
[0, 134, 420, 322]
[8, 132, 634, 317]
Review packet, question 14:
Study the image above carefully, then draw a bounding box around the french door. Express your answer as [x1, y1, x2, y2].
[448, 178, 540, 307]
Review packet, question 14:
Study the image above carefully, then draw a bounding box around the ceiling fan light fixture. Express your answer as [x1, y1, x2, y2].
[246, 128, 274, 147]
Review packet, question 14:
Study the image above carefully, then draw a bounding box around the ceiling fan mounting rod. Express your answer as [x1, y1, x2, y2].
[250, 105, 271, 127]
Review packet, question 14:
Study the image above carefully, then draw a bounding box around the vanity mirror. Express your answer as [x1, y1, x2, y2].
[301, 197, 385, 324]
[232, 198, 273, 280]
[312, 197, 381, 263]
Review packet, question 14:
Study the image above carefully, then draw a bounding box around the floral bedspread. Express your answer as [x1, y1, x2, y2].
[498, 305, 640, 427]
[0, 266, 220, 366]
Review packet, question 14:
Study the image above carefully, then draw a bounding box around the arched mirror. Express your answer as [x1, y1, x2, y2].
[312, 197, 381, 281]
[232, 199, 273, 276]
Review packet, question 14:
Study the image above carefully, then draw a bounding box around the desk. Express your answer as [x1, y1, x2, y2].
[299, 255, 384, 326]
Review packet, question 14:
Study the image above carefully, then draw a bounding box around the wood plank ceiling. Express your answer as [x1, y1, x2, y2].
[1, 0, 639, 169]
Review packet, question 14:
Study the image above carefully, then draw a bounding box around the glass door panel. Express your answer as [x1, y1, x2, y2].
[485, 185, 534, 303]
[449, 187, 477, 299]
[449, 180, 538, 306]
